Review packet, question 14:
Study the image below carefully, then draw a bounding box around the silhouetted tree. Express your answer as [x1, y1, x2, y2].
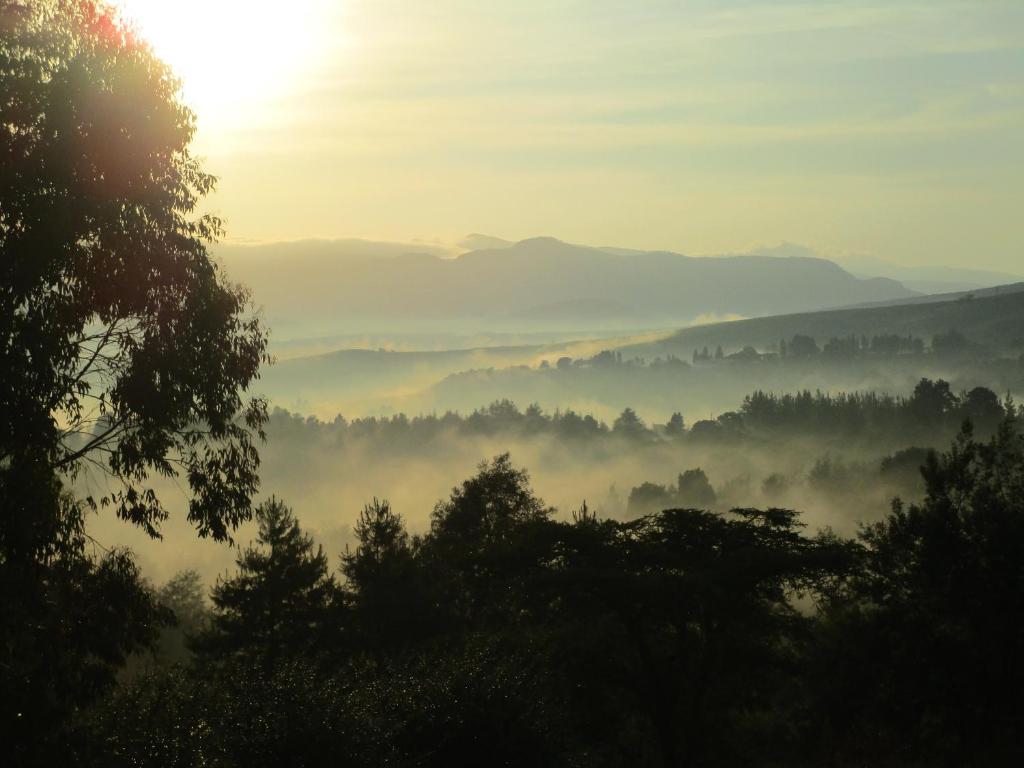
[547, 505, 853, 767]
[810, 419, 1024, 765]
[341, 499, 429, 656]
[0, 0, 267, 542]
[197, 498, 334, 666]
[424, 454, 554, 627]
[613, 407, 646, 438]
[627, 481, 676, 516]
[0, 487, 166, 764]
[676, 468, 717, 508]
[1, 2, 266, 756]
[665, 411, 685, 437]
[959, 386, 1004, 433]
[907, 377, 956, 427]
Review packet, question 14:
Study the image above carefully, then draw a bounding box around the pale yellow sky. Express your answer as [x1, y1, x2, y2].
[122, 0, 1024, 270]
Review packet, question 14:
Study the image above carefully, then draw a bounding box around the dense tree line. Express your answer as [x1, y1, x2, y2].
[738, 378, 1010, 438]
[552, 330, 982, 373]
[267, 378, 1014, 449]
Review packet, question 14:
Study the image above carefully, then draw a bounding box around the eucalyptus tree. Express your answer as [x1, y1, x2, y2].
[1, 0, 268, 754]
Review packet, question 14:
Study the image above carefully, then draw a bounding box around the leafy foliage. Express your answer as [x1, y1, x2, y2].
[0, 0, 268, 541]
[1, 4, 267, 758]
[810, 419, 1024, 765]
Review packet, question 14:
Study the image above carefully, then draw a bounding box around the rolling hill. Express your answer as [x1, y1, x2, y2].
[623, 285, 1024, 358]
[259, 286, 1024, 419]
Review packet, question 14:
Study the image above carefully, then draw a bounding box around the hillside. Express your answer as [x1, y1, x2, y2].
[258, 287, 1024, 418]
[845, 281, 1024, 310]
[624, 287, 1024, 358]
[258, 333, 659, 415]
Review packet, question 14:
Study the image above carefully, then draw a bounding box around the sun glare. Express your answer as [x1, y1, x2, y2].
[115, 0, 335, 141]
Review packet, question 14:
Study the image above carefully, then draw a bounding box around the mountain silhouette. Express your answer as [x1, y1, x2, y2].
[220, 236, 917, 334]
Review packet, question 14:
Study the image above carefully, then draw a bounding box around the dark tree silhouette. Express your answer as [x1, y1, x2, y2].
[0, 0, 268, 543]
[960, 385, 1005, 432]
[812, 418, 1024, 765]
[341, 499, 429, 656]
[676, 467, 716, 508]
[627, 468, 717, 516]
[627, 480, 677, 516]
[613, 407, 646, 437]
[0, 488, 167, 765]
[1, 2, 265, 756]
[424, 454, 554, 627]
[907, 376, 956, 426]
[197, 498, 334, 665]
[665, 411, 685, 437]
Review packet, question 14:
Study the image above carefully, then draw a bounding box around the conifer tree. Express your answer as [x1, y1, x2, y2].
[342, 499, 428, 654]
[199, 498, 334, 664]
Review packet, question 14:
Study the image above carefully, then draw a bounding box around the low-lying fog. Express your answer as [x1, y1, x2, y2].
[86, 407, 934, 587]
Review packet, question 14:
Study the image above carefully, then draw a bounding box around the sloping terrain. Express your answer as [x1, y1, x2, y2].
[623, 287, 1024, 358]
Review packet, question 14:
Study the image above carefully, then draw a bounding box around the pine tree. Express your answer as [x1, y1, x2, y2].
[342, 499, 427, 655]
[198, 498, 334, 664]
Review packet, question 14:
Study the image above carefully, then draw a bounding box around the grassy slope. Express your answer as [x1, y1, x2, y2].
[624, 289, 1024, 357]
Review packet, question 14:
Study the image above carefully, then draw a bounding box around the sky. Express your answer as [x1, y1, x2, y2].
[120, 0, 1024, 270]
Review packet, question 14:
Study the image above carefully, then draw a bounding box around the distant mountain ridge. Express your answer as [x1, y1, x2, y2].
[219, 236, 917, 335]
[846, 281, 1024, 310]
[749, 242, 1023, 295]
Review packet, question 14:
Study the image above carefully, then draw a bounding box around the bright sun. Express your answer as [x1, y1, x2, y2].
[114, 0, 335, 138]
